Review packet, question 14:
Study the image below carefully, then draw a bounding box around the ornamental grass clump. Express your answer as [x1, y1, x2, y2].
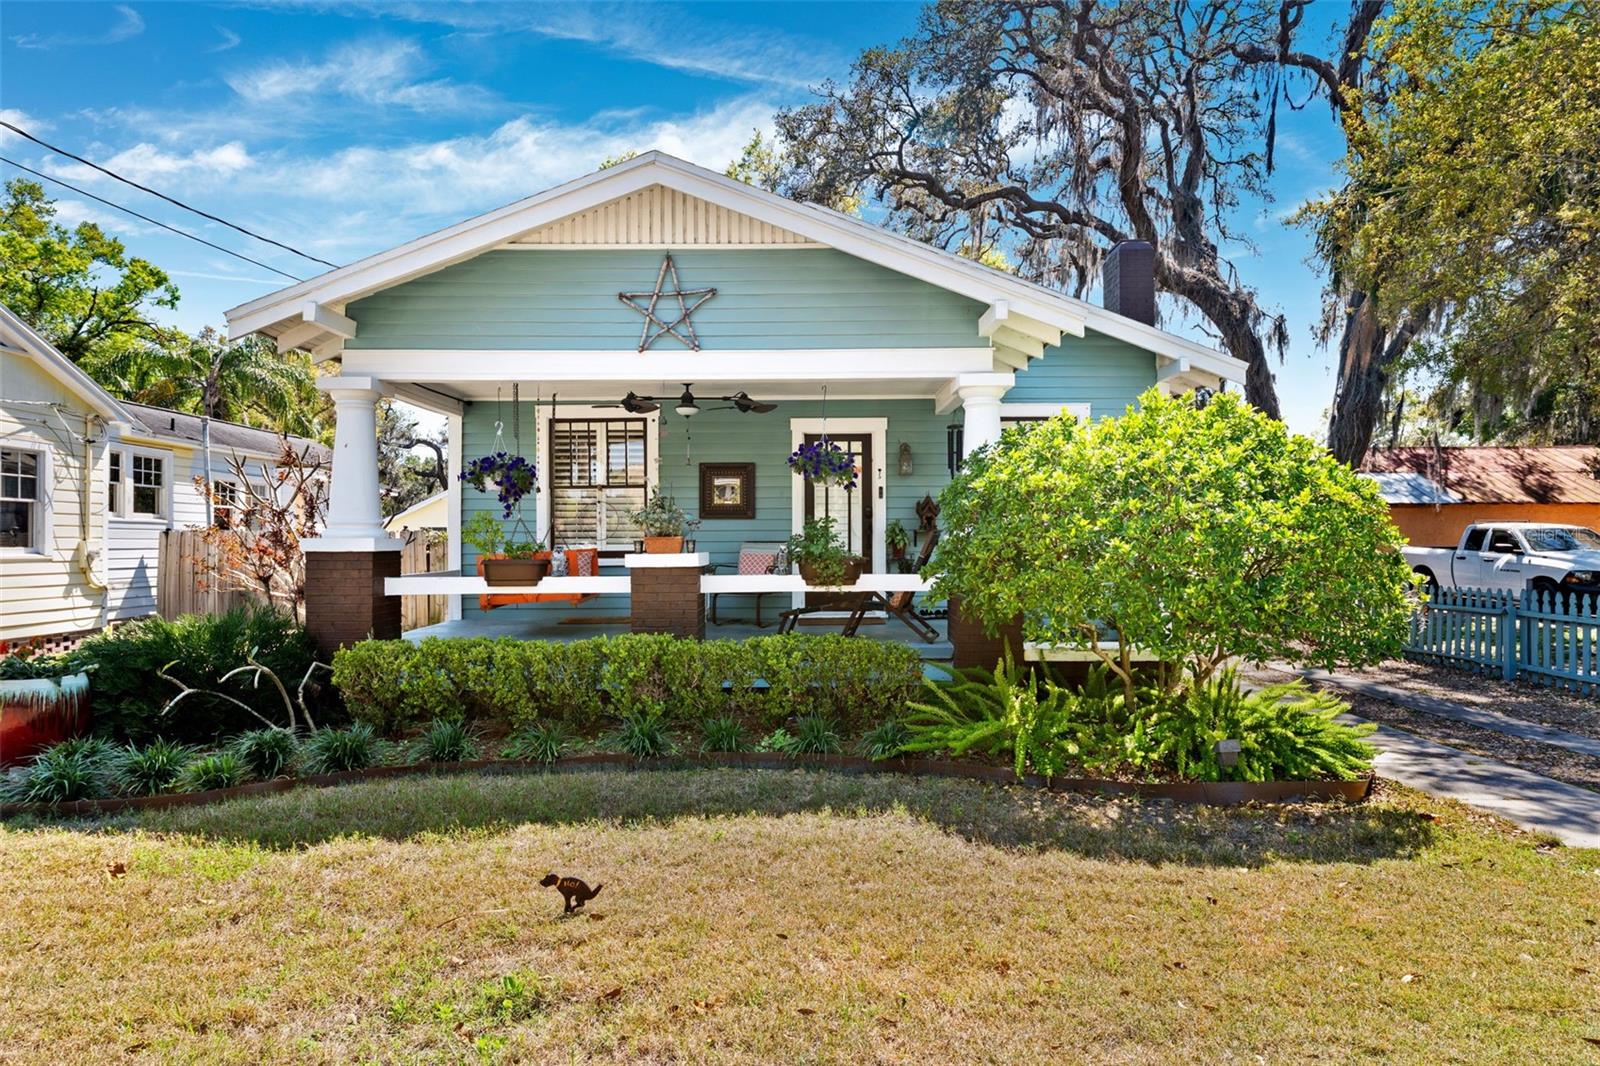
[698, 715, 744, 754]
[230, 728, 298, 780]
[302, 723, 385, 774]
[786, 713, 843, 755]
[7, 741, 112, 803]
[501, 720, 572, 763]
[609, 711, 674, 759]
[111, 739, 197, 796]
[174, 752, 249, 793]
[412, 718, 480, 764]
[859, 719, 910, 761]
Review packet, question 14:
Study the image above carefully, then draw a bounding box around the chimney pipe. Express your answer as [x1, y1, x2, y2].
[1102, 240, 1156, 326]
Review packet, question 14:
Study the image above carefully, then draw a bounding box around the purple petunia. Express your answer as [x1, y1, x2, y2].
[459, 451, 537, 517]
[787, 438, 857, 489]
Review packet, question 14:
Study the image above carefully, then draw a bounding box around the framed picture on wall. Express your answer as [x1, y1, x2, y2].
[699, 463, 755, 519]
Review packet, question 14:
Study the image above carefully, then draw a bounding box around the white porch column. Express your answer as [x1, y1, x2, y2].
[954, 372, 1012, 455]
[304, 375, 400, 552]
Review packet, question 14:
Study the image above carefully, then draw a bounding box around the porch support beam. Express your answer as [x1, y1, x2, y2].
[304, 375, 400, 550]
[978, 300, 1068, 348]
[302, 300, 357, 339]
[1155, 356, 1191, 382]
[274, 321, 325, 354]
[934, 371, 1014, 416]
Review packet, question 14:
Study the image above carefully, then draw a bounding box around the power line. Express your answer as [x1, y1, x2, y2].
[0, 155, 304, 283]
[0, 120, 339, 269]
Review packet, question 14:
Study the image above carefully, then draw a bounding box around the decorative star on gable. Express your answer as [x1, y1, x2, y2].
[618, 254, 717, 352]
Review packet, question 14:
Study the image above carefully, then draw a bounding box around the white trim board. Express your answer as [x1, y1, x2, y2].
[788, 416, 888, 610]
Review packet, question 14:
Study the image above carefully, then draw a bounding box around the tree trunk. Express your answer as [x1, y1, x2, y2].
[1327, 289, 1424, 466]
[1157, 259, 1283, 419]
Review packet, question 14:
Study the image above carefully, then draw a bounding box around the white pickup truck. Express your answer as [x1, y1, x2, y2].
[1404, 522, 1600, 597]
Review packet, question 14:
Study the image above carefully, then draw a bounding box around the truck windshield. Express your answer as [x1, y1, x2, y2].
[1523, 527, 1600, 552]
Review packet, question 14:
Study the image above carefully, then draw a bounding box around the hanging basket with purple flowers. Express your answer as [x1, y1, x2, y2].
[459, 451, 537, 518]
[788, 438, 857, 489]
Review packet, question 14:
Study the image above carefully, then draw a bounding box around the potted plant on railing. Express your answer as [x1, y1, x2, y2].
[886, 519, 909, 563]
[788, 438, 858, 489]
[463, 511, 550, 587]
[630, 490, 690, 553]
[786, 517, 863, 587]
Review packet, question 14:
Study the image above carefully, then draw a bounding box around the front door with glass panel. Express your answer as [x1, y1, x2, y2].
[802, 434, 871, 606]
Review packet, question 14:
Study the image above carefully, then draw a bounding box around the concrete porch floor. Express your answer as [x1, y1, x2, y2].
[404, 610, 954, 662]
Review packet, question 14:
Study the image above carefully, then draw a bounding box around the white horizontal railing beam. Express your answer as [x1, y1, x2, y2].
[700, 573, 933, 594]
[384, 572, 935, 597]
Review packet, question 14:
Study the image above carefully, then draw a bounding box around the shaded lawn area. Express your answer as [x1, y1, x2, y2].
[2, 769, 1597, 1063]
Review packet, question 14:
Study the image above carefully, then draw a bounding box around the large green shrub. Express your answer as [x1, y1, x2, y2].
[78, 606, 322, 744]
[331, 635, 923, 735]
[932, 389, 1416, 702]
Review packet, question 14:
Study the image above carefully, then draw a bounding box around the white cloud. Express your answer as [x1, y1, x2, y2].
[0, 109, 48, 147]
[50, 141, 254, 185]
[207, 25, 242, 53]
[10, 4, 144, 50]
[225, 38, 495, 113]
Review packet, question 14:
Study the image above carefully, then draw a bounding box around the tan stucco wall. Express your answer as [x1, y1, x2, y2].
[1390, 503, 1600, 547]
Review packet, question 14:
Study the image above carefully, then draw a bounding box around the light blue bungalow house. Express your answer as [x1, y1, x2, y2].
[223, 152, 1245, 654]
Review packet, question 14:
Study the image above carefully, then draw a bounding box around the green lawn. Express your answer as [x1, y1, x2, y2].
[2, 769, 1597, 1063]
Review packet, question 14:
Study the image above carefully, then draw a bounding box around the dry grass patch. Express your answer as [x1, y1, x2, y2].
[1, 768, 1597, 1063]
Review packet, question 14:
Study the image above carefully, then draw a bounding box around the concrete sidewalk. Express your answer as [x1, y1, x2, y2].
[1351, 716, 1600, 849]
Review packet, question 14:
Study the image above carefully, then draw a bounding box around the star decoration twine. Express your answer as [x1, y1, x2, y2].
[618, 254, 717, 351]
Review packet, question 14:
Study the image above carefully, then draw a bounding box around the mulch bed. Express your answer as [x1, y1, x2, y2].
[0, 752, 1370, 818]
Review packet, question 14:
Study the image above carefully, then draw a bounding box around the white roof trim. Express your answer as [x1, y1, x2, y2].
[0, 303, 133, 426]
[225, 152, 1248, 384]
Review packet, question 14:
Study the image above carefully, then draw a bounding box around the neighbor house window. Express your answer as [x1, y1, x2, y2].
[131, 454, 165, 517]
[548, 419, 648, 549]
[212, 479, 239, 528]
[0, 448, 39, 549]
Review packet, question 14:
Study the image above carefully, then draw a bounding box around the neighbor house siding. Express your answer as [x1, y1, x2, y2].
[345, 249, 990, 351]
[1007, 330, 1157, 419]
[0, 355, 107, 641]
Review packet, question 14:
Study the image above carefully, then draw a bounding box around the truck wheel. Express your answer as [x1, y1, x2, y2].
[1413, 568, 1439, 600]
[1530, 577, 1564, 608]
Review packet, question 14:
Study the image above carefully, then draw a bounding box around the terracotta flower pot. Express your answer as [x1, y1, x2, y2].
[482, 556, 549, 587]
[1, 671, 91, 768]
[643, 535, 685, 554]
[799, 558, 864, 587]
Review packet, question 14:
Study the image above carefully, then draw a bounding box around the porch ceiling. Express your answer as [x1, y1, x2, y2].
[399, 377, 956, 404]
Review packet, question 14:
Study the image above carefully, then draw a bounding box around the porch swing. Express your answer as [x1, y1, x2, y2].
[477, 387, 603, 612]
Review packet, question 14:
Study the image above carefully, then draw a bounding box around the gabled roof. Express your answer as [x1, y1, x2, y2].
[120, 401, 329, 462]
[224, 152, 1247, 385]
[0, 303, 133, 425]
[1362, 446, 1600, 505]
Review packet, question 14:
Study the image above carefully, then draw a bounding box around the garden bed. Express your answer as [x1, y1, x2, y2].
[0, 751, 1371, 818]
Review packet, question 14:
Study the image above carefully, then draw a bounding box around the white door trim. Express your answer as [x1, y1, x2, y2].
[788, 416, 888, 609]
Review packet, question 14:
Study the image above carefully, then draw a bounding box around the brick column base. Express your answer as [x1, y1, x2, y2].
[630, 565, 705, 639]
[303, 550, 403, 656]
[948, 597, 1025, 670]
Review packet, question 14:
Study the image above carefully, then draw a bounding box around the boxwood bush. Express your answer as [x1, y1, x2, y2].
[332, 634, 924, 735]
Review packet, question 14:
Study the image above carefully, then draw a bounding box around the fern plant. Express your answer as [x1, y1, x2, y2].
[1145, 669, 1375, 782]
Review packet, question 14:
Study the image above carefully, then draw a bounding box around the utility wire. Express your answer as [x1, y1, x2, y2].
[0, 119, 339, 269]
[0, 155, 303, 282]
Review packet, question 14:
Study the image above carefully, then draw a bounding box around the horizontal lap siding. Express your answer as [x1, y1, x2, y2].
[346, 249, 989, 351]
[1008, 331, 1157, 418]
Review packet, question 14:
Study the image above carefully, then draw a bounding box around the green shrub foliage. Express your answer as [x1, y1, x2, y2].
[332, 635, 922, 734]
[301, 723, 384, 774]
[229, 729, 298, 780]
[174, 752, 249, 793]
[77, 606, 322, 743]
[931, 389, 1416, 698]
[112, 739, 197, 796]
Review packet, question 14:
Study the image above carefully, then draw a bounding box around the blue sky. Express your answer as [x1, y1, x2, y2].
[2, 1, 1348, 434]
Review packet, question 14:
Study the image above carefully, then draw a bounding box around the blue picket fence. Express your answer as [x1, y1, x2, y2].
[1406, 586, 1600, 694]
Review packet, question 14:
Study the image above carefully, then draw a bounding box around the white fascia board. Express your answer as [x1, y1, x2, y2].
[339, 347, 996, 384]
[387, 381, 465, 415]
[1084, 307, 1248, 385]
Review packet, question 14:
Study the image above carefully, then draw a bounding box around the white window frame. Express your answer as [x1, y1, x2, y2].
[788, 416, 888, 608]
[533, 404, 661, 553]
[124, 447, 172, 524]
[211, 478, 240, 528]
[0, 438, 51, 556]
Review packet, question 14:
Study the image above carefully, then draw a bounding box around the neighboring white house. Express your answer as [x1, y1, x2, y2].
[0, 303, 327, 645]
[384, 491, 446, 535]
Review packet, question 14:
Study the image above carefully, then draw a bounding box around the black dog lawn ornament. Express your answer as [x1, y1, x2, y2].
[541, 873, 603, 914]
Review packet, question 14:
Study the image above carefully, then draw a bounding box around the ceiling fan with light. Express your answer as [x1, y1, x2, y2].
[594, 383, 777, 418]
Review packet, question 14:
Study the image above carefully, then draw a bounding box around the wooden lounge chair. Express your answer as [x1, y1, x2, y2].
[841, 529, 941, 643]
[708, 542, 789, 628]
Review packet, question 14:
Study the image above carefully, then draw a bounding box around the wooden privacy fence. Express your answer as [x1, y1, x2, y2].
[400, 530, 450, 631]
[157, 529, 276, 619]
[1406, 586, 1600, 694]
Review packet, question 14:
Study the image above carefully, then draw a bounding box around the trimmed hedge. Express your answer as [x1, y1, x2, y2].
[331, 634, 924, 734]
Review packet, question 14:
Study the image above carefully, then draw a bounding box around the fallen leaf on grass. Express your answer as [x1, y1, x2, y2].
[994, 960, 1011, 975]
[796, 1007, 817, 1016]
[775, 932, 789, 940]
[597, 987, 622, 1003]
[587, 912, 605, 921]
[1400, 973, 1419, 984]
[1205, 895, 1218, 906]
[105, 862, 127, 879]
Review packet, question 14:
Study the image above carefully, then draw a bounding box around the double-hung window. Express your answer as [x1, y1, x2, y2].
[107, 451, 123, 514]
[131, 454, 165, 517]
[0, 448, 40, 549]
[212, 479, 239, 528]
[548, 419, 648, 549]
